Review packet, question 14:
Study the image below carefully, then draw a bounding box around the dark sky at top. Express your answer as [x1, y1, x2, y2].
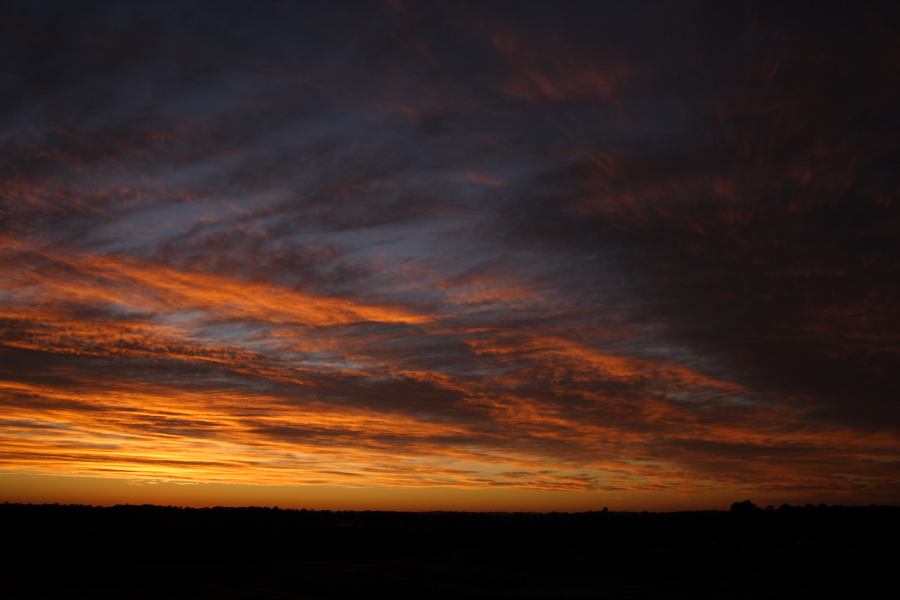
[1, 1, 898, 509]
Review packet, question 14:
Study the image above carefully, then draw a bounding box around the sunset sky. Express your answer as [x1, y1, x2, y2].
[1, 0, 898, 511]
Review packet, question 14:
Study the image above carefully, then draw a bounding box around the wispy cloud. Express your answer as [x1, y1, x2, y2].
[1, 0, 897, 509]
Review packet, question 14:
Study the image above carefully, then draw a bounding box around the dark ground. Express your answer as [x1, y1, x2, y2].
[1, 502, 897, 598]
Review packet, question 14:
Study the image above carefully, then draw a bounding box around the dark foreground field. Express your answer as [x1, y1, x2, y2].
[2, 502, 897, 599]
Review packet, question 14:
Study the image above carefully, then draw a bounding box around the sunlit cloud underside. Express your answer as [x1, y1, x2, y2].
[1, 1, 898, 509]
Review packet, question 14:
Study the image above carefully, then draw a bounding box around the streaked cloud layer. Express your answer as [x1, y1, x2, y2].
[1, 0, 898, 509]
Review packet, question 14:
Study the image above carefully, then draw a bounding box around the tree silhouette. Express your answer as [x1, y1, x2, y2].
[730, 499, 760, 514]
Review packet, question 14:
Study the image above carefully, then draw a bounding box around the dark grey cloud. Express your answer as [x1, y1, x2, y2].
[1, 0, 898, 506]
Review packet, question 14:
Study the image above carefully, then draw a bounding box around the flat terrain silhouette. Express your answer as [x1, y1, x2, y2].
[2, 501, 897, 598]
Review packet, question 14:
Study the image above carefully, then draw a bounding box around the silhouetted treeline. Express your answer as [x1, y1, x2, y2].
[1, 502, 897, 598]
